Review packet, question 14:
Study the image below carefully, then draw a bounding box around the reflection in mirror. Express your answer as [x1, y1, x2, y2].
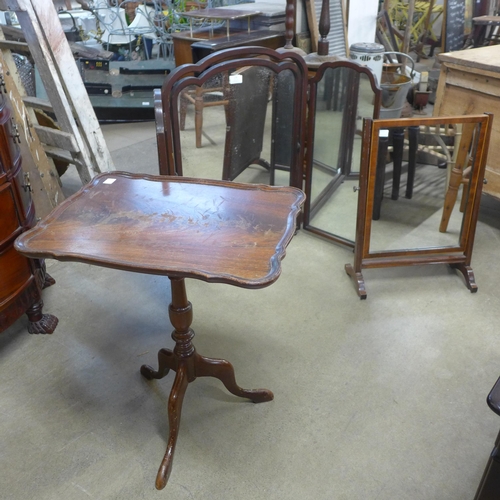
[369, 121, 481, 253]
[173, 66, 297, 187]
[345, 114, 493, 299]
[304, 62, 381, 247]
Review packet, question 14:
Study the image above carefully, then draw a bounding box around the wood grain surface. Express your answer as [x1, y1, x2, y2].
[15, 172, 305, 288]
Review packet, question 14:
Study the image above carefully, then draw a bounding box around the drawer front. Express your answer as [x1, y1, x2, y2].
[0, 183, 20, 245]
[0, 244, 32, 305]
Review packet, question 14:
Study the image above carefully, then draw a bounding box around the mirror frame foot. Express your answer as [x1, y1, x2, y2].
[450, 263, 478, 293]
[345, 264, 367, 299]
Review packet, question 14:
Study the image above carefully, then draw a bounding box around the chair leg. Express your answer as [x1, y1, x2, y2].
[440, 122, 476, 232]
[391, 127, 404, 200]
[405, 125, 419, 199]
[460, 182, 469, 212]
[179, 93, 188, 131]
[194, 88, 204, 148]
[373, 134, 389, 220]
[459, 164, 472, 212]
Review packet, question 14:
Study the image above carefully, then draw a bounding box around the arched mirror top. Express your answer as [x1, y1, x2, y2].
[162, 46, 309, 96]
[309, 58, 382, 101]
[158, 47, 308, 189]
[169, 56, 307, 96]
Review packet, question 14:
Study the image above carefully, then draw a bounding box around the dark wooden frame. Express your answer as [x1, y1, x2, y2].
[345, 113, 493, 299]
[155, 47, 309, 190]
[302, 60, 381, 248]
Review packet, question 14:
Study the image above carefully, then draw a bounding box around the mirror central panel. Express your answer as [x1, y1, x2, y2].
[304, 62, 381, 247]
[173, 65, 298, 187]
[368, 122, 482, 253]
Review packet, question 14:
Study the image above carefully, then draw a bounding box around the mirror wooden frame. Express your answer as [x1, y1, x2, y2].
[155, 47, 309, 190]
[345, 113, 493, 299]
[303, 60, 381, 248]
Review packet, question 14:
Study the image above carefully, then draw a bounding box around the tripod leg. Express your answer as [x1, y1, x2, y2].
[195, 353, 273, 403]
[155, 364, 189, 490]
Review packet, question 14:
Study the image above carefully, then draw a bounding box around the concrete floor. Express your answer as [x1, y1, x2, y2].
[2, 119, 500, 500]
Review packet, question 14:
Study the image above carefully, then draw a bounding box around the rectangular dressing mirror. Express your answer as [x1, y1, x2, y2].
[346, 114, 493, 298]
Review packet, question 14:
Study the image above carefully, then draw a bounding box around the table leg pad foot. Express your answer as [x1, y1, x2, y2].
[141, 348, 174, 380]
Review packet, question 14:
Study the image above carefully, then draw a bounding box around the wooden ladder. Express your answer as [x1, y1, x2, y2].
[0, 0, 115, 216]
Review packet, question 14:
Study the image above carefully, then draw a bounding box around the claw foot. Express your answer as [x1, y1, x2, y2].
[28, 313, 58, 334]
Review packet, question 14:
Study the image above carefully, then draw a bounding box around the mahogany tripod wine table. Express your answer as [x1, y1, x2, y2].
[15, 172, 304, 489]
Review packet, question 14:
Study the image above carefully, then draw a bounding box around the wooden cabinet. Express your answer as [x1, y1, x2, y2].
[433, 45, 500, 199]
[172, 29, 285, 66]
[0, 89, 57, 334]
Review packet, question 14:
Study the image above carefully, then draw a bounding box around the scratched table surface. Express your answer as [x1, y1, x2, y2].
[15, 172, 305, 288]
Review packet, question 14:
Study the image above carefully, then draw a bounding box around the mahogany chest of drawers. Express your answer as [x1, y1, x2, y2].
[0, 89, 57, 334]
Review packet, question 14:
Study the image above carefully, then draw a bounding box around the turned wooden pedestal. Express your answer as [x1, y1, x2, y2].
[140, 277, 273, 488]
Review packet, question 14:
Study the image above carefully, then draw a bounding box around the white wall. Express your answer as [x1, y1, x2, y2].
[347, 0, 379, 47]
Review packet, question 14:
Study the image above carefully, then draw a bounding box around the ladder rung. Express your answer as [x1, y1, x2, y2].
[0, 24, 25, 42]
[33, 125, 80, 153]
[43, 145, 82, 167]
[0, 40, 30, 54]
[23, 96, 54, 113]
